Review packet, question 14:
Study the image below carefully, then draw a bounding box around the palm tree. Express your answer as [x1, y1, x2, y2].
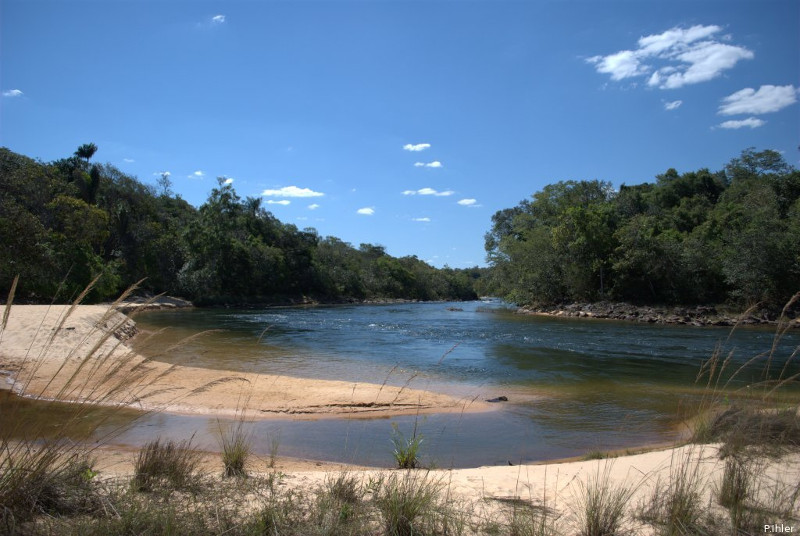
[74, 143, 98, 161]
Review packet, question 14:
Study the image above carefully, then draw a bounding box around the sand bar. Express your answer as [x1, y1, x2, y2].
[0, 304, 489, 419]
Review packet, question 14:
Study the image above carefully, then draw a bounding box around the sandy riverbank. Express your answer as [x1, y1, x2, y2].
[0, 304, 489, 419]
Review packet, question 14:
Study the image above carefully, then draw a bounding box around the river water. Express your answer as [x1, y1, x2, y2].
[104, 300, 797, 468]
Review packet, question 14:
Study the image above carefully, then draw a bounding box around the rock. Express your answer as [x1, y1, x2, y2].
[486, 396, 508, 403]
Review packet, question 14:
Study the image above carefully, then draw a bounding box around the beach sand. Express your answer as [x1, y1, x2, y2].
[0, 304, 488, 419]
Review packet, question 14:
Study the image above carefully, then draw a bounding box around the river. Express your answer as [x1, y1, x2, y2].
[108, 300, 797, 468]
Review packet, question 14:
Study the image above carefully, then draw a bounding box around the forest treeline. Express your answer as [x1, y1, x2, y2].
[0, 146, 479, 304]
[482, 148, 800, 309]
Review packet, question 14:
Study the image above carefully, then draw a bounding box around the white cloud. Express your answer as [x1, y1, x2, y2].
[266, 200, 291, 205]
[587, 24, 753, 89]
[651, 42, 754, 89]
[211, 14, 225, 23]
[664, 100, 683, 111]
[261, 185, 324, 197]
[403, 143, 431, 152]
[718, 117, 766, 129]
[123, 158, 135, 163]
[412, 217, 431, 222]
[457, 198, 477, 206]
[718, 85, 798, 116]
[188, 170, 205, 178]
[357, 207, 375, 215]
[403, 187, 454, 197]
[154, 171, 171, 177]
[308, 203, 320, 210]
[223, 177, 234, 185]
[414, 161, 443, 168]
[2, 89, 23, 97]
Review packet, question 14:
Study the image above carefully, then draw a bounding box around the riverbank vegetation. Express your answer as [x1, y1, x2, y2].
[0, 146, 478, 305]
[482, 148, 800, 312]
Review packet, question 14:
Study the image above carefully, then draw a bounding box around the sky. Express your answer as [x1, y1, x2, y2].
[1, 0, 798, 269]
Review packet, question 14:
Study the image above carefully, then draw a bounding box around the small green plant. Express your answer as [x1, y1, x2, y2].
[391, 421, 423, 469]
[218, 419, 252, 478]
[132, 436, 201, 491]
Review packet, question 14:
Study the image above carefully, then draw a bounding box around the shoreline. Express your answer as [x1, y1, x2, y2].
[0, 304, 491, 421]
[516, 300, 800, 328]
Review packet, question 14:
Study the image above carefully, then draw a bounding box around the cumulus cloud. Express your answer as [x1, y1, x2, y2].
[308, 203, 320, 210]
[457, 198, 478, 206]
[664, 100, 683, 111]
[223, 177, 234, 185]
[717, 117, 766, 129]
[261, 186, 324, 197]
[718, 85, 798, 115]
[266, 200, 291, 205]
[412, 217, 431, 222]
[357, 207, 375, 215]
[414, 161, 443, 168]
[403, 143, 431, 152]
[403, 187, 454, 197]
[587, 24, 753, 89]
[211, 14, 225, 23]
[188, 170, 205, 178]
[2, 89, 23, 97]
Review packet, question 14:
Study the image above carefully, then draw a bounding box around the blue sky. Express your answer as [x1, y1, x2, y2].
[2, 0, 798, 268]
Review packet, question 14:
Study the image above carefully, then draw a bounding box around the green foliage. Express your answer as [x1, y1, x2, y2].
[391, 422, 424, 469]
[1, 146, 479, 304]
[132, 437, 201, 492]
[485, 148, 800, 308]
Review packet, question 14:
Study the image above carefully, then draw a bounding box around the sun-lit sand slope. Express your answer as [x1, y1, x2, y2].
[0, 304, 487, 418]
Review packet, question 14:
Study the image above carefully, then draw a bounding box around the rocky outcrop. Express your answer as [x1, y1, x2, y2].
[518, 301, 798, 328]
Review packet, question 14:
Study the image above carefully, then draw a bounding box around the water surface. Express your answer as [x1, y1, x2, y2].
[112, 300, 797, 467]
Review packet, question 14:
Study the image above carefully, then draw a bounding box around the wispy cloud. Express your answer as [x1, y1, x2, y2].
[403, 187, 454, 197]
[123, 158, 135, 163]
[403, 143, 431, 152]
[587, 25, 753, 89]
[664, 100, 683, 111]
[414, 161, 443, 168]
[717, 117, 766, 129]
[262, 185, 324, 198]
[308, 203, 320, 210]
[412, 217, 431, 222]
[211, 14, 226, 24]
[2, 89, 23, 98]
[718, 85, 798, 115]
[357, 207, 375, 215]
[457, 198, 478, 206]
[187, 170, 205, 179]
[266, 200, 291, 205]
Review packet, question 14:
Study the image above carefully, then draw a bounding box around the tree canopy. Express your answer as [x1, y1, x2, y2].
[0, 146, 478, 304]
[483, 149, 800, 308]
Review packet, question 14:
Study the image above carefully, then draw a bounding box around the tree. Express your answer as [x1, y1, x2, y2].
[74, 143, 98, 161]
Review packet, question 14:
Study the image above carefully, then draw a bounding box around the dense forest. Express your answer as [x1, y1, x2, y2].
[482, 148, 800, 309]
[3, 145, 798, 311]
[0, 145, 479, 304]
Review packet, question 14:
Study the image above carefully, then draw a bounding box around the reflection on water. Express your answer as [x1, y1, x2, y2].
[5, 301, 797, 467]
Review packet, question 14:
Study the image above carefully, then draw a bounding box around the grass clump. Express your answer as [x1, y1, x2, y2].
[218, 420, 253, 478]
[570, 462, 635, 536]
[132, 436, 201, 492]
[391, 422, 423, 469]
[637, 449, 707, 536]
[374, 470, 447, 536]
